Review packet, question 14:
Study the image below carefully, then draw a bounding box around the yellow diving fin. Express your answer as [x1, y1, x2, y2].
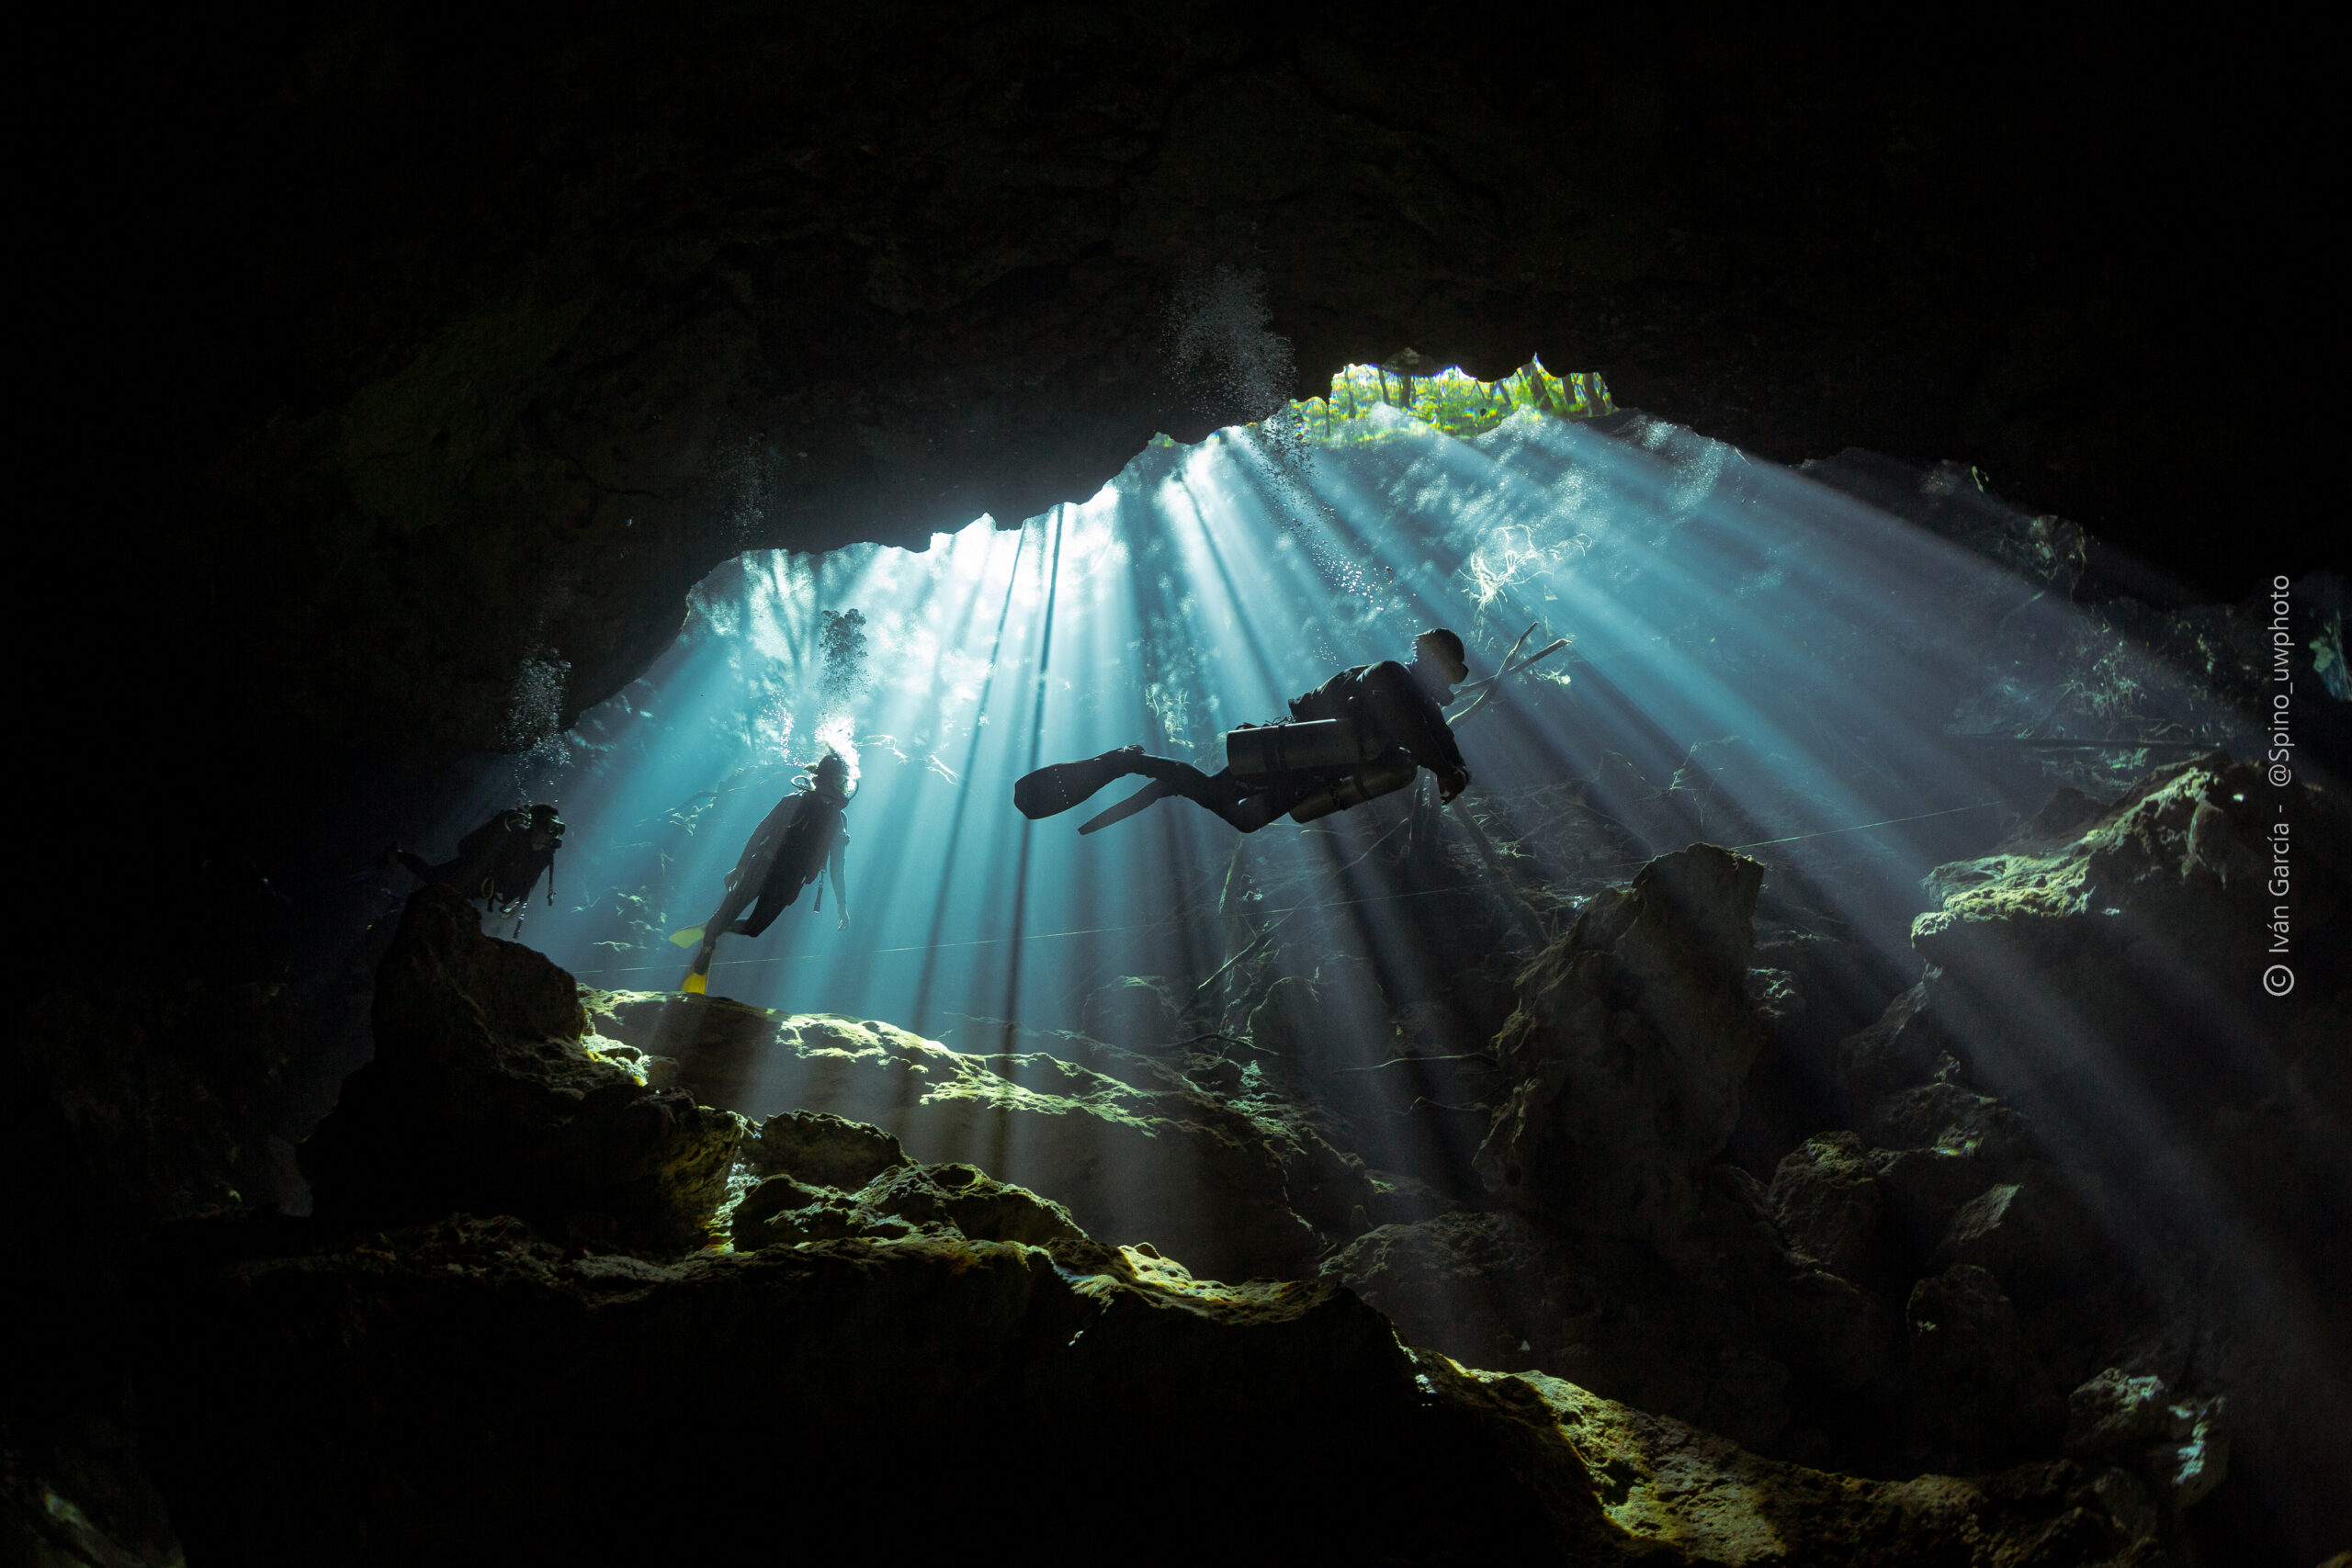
[682, 969, 708, 995]
[668, 926, 706, 949]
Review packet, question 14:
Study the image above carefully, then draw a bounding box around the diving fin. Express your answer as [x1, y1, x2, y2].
[1015, 747, 1143, 819]
[682, 969, 708, 995]
[1079, 779, 1172, 835]
[668, 925, 706, 949]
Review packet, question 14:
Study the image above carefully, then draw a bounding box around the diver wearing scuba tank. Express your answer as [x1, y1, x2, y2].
[672, 752, 852, 995]
[1014, 630, 1472, 835]
[388, 804, 564, 912]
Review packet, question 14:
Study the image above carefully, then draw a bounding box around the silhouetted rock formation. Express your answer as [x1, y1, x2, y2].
[1476, 843, 1769, 1247]
[300, 886, 741, 1248]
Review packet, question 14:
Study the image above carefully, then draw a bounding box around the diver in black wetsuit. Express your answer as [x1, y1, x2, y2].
[1015, 629, 1473, 835]
[389, 804, 564, 911]
[673, 752, 852, 994]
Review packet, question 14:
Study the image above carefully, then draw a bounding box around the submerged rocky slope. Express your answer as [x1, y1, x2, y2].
[132, 889, 2132, 1564]
[66, 750, 2337, 1564]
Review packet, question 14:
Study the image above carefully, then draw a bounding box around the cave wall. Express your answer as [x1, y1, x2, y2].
[49, 3, 2334, 784]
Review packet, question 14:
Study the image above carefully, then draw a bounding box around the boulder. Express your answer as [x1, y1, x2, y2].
[853, 1162, 1087, 1247]
[1861, 1079, 2033, 1168]
[1870, 1145, 1992, 1257]
[1325, 1208, 1799, 1455]
[2066, 1370, 2233, 1543]
[748, 1110, 908, 1189]
[1929, 1167, 2103, 1306]
[300, 887, 741, 1249]
[1905, 1264, 2063, 1461]
[1910, 755, 2351, 1106]
[1768, 1132, 1883, 1280]
[586, 992, 1352, 1280]
[2065, 1366, 2174, 1458]
[1475, 845, 1770, 1248]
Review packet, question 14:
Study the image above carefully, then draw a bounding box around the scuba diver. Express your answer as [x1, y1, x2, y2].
[671, 751, 852, 995]
[1015, 629, 1473, 835]
[388, 804, 564, 913]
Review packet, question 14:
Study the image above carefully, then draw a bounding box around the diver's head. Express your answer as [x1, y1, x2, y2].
[1412, 628, 1469, 691]
[527, 804, 565, 849]
[808, 751, 851, 796]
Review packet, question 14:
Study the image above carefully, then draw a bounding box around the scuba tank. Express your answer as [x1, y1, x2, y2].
[1227, 714, 1419, 824]
[1224, 717, 1380, 781]
[1285, 754, 1419, 823]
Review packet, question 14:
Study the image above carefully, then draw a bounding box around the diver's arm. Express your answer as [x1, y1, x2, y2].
[830, 838, 849, 930]
[1362, 663, 1471, 798]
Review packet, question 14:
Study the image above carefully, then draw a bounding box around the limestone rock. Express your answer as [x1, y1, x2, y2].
[1870, 1145, 1993, 1258]
[585, 992, 1328, 1280]
[730, 1180, 912, 1248]
[1861, 1079, 2033, 1168]
[1326, 1209, 1799, 1454]
[1906, 1264, 2063, 1461]
[2159, 1395, 2229, 1509]
[300, 887, 741, 1249]
[137, 1211, 2140, 1565]
[853, 1162, 1087, 1248]
[1835, 982, 1957, 1114]
[1929, 1167, 2102, 1306]
[729, 1174, 894, 1249]
[749, 1110, 909, 1190]
[1768, 1131, 1883, 1280]
[1910, 755, 2351, 1104]
[1476, 845, 1770, 1248]
[2065, 1370, 2232, 1542]
[2066, 1367, 2174, 1458]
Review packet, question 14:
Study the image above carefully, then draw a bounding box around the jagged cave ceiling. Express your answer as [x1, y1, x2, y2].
[61, 4, 2333, 787]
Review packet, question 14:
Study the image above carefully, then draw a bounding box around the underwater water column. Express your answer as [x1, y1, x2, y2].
[401, 385, 2257, 1241]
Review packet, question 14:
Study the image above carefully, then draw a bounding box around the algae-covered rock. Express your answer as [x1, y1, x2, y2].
[853, 1162, 1087, 1248]
[583, 992, 1331, 1280]
[1324, 1209, 1800, 1454]
[1475, 844, 1769, 1248]
[748, 1109, 909, 1190]
[300, 886, 741, 1249]
[1910, 754, 2350, 1103]
[138, 1211, 2141, 1566]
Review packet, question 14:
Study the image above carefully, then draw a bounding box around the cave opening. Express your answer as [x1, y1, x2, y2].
[337, 361, 2285, 1328]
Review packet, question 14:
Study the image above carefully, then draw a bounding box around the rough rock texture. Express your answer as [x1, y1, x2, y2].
[746, 1108, 909, 1189]
[854, 1161, 1089, 1247]
[727, 1154, 1085, 1251]
[1322, 1210, 1804, 1454]
[1912, 754, 2351, 1108]
[1769, 1132, 1883, 1282]
[1827, 759, 2352, 1561]
[135, 1213, 2146, 1567]
[582, 989, 1432, 1280]
[1476, 844, 1768, 1248]
[1929, 1168, 2103, 1308]
[300, 886, 742, 1248]
[1906, 1264, 2064, 1464]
